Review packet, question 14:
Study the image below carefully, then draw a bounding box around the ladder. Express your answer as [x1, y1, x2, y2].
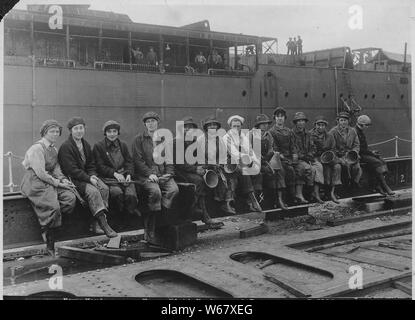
[340, 70, 362, 125]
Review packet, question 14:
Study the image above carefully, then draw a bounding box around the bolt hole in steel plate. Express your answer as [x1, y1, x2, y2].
[135, 269, 233, 298]
[27, 291, 77, 299]
[230, 252, 333, 285]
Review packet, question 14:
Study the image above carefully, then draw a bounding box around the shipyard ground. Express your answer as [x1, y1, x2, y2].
[3, 189, 412, 298]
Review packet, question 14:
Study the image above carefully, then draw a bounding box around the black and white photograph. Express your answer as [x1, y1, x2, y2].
[0, 0, 413, 304]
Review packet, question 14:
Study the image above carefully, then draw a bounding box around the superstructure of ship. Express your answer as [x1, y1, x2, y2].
[1, 5, 412, 299]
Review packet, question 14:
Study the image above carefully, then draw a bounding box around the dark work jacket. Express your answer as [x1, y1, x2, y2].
[131, 130, 175, 181]
[174, 138, 198, 175]
[92, 138, 134, 178]
[58, 135, 97, 194]
[355, 125, 376, 157]
[309, 127, 336, 157]
[268, 125, 298, 160]
[292, 126, 315, 161]
[328, 125, 360, 157]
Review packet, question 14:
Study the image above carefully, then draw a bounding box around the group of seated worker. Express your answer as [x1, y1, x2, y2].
[20, 108, 394, 255]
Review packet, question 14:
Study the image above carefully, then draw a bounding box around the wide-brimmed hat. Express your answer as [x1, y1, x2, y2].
[40, 119, 62, 137]
[67, 117, 85, 131]
[254, 114, 272, 128]
[273, 106, 287, 117]
[142, 111, 160, 123]
[336, 111, 350, 120]
[314, 115, 328, 126]
[181, 116, 198, 128]
[103, 120, 121, 134]
[292, 111, 308, 123]
[227, 115, 244, 126]
[203, 115, 221, 130]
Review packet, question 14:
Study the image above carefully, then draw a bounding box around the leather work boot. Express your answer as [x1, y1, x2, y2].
[96, 211, 118, 238]
[42, 229, 56, 257]
[220, 201, 236, 215]
[90, 220, 105, 235]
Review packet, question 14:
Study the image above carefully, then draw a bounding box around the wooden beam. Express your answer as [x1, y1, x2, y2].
[66, 24, 70, 60]
[58, 246, 126, 265]
[186, 36, 190, 66]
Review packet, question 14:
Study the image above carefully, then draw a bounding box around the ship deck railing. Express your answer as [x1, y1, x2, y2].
[3, 136, 412, 194]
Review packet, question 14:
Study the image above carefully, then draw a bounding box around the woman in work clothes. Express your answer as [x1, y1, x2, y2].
[21, 120, 77, 255]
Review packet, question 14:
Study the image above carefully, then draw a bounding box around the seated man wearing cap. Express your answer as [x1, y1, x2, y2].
[58, 117, 117, 238]
[93, 120, 140, 222]
[329, 112, 362, 189]
[355, 115, 395, 195]
[310, 116, 341, 203]
[291, 112, 317, 204]
[132, 112, 179, 241]
[223, 115, 262, 213]
[251, 114, 288, 210]
[197, 115, 236, 214]
[269, 107, 298, 204]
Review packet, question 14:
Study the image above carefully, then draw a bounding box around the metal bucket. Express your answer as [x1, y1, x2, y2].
[320, 150, 336, 164]
[269, 152, 282, 170]
[223, 163, 238, 174]
[345, 150, 359, 164]
[203, 170, 219, 188]
[240, 153, 252, 166]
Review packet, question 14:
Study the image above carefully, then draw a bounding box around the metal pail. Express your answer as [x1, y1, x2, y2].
[223, 163, 238, 174]
[203, 170, 219, 188]
[345, 150, 359, 164]
[321, 150, 336, 164]
[269, 152, 282, 170]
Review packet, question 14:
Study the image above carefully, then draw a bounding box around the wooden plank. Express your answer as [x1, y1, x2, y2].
[107, 235, 121, 249]
[328, 250, 410, 271]
[393, 281, 412, 295]
[58, 246, 126, 265]
[363, 245, 412, 258]
[317, 272, 412, 298]
[265, 206, 309, 221]
[264, 271, 312, 297]
[239, 223, 268, 239]
[326, 206, 411, 226]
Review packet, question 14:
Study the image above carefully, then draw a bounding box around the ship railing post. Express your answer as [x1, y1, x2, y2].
[394, 136, 399, 158]
[5, 152, 15, 193]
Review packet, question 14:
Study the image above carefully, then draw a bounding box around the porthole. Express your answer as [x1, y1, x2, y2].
[386, 94, 390, 99]
[322, 93, 326, 98]
[264, 91, 268, 97]
[372, 94, 376, 99]
[284, 91, 289, 98]
[364, 94, 368, 99]
[401, 94, 404, 99]
[242, 90, 247, 97]
[339, 93, 343, 98]
[304, 92, 308, 98]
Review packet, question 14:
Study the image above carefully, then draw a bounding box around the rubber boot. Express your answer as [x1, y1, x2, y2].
[144, 212, 157, 244]
[95, 211, 118, 238]
[379, 173, 395, 196]
[248, 192, 263, 213]
[312, 184, 324, 204]
[330, 186, 340, 204]
[276, 190, 288, 210]
[41, 228, 56, 256]
[295, 184, 308, 204]
[90, 220, 105, 235]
